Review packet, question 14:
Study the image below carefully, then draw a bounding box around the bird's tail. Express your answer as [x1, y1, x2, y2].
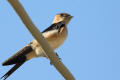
[1, 61, 25, 80]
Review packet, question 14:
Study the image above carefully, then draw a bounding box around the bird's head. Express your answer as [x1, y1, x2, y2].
[53, 13, 73, 25]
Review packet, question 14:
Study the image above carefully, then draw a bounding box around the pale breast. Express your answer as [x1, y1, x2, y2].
[31, 27, 68, 57]
[47, 27, 68, 49]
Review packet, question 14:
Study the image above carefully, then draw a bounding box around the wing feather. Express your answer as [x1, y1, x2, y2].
[2, 44, 33, 66]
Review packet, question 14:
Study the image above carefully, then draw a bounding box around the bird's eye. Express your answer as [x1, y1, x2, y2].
[60, 13, 70, 17]
[61, 14, 64, 17]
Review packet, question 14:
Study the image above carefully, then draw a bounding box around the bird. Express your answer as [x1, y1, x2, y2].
[1, 13, 73, 80]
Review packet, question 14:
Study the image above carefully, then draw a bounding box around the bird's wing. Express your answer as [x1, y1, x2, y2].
[1, 43, 34, 80]
[2, 43, 33, 66]
[42, 21, 65, 33]
[1, 62, 25, 80]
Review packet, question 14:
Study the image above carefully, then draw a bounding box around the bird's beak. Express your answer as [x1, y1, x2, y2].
[69, 16, 73, 19]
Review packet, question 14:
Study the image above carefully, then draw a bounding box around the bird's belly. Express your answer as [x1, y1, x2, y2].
[48, 36, 66, 49]
[32, 27, 68, 57]
[38, 35, 67, 57]
[47, 27, 68, 49]
[32, 35, 67, 57]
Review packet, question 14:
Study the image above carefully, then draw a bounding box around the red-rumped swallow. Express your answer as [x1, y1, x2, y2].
[1, 13, 73, 80]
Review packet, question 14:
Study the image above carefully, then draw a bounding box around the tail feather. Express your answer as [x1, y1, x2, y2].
[1, 44, 33, 79]
[2, 44, 33, 66]
[1, 62, 25, 80]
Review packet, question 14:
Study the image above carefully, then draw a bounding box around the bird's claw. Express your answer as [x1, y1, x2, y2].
[50, 52, 62, 65]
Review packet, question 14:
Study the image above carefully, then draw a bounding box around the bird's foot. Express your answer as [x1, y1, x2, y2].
[50, 52, 61, 65]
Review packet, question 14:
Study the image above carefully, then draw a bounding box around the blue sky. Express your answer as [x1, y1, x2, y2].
[0, 0, 120, 80]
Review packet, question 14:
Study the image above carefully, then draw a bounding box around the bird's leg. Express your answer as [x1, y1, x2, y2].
[55, 52, 61, 60]
[50, 52, 61, 65]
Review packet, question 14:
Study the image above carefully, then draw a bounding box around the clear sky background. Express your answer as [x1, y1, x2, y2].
[0, 0, 120, 80]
